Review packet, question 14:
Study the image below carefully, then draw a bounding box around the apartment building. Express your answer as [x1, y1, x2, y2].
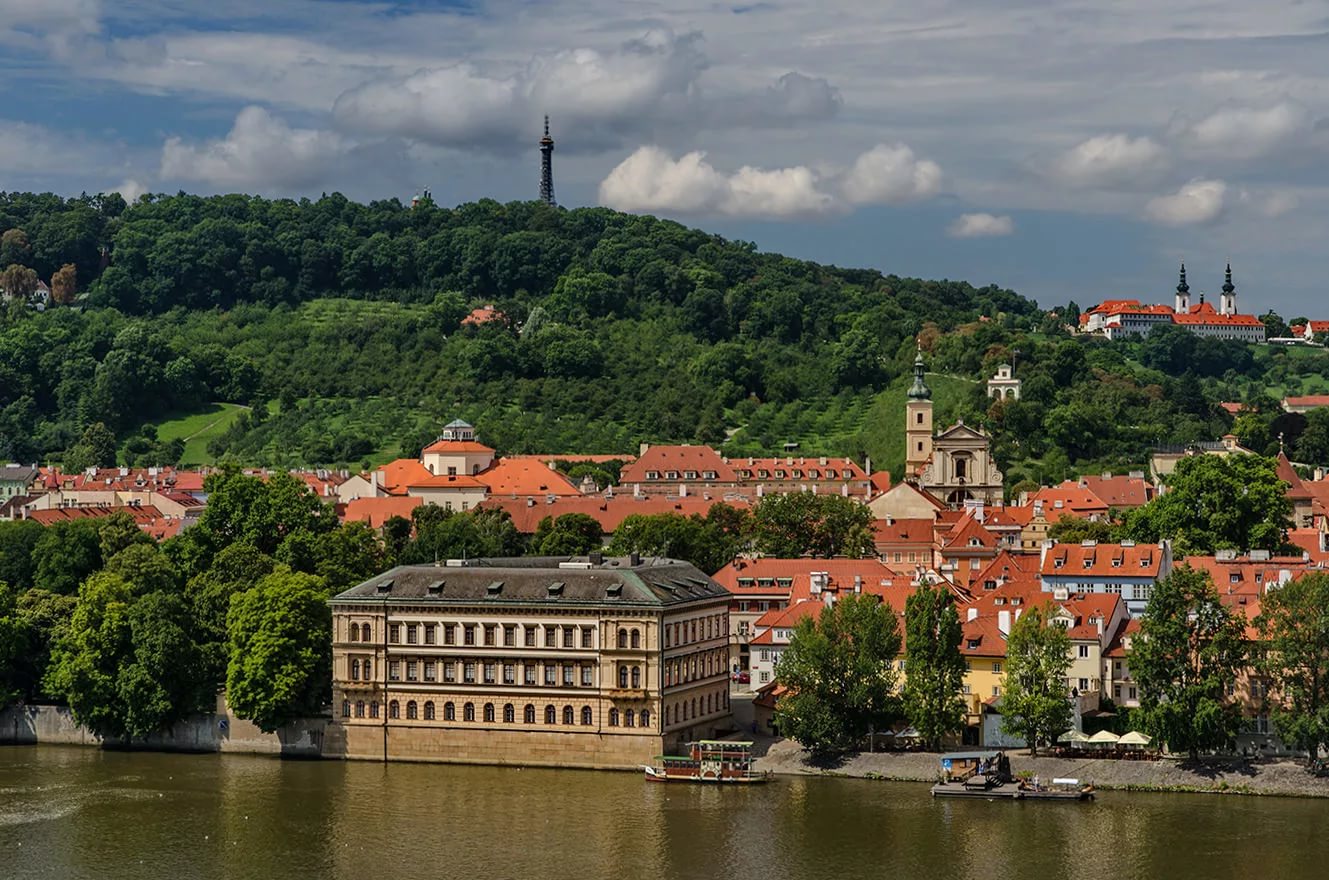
[330, 555, 733, 768]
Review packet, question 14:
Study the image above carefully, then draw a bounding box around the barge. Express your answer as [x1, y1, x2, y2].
[929, 751, 1094, 801]
[643, 740, 772, 784]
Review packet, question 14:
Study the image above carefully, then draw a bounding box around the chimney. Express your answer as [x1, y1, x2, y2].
[998, 610, 1011, 635]
[853, 575, 862, 593]
[1033, 499, 1044, 518]
[679, 483, 688, 498]
[967, 607, 978, 622]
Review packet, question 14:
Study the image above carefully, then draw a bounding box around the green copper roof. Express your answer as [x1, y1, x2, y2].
[907, 351, 932, 401]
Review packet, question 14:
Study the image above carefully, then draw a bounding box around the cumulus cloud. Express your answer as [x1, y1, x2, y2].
[1144, 179, 1227, 226]
[597, 146, 833, 217]
[1169, 102, 1310, 160]
[0, 120, 91, 173]
[114, 178, 149, 203]
[947, 213, 1014, 238]
[1050, 134, 1168, 187]
[160, 106, 350, 189]
[840, 143, 942, 204]
[332, 29, 837, 150]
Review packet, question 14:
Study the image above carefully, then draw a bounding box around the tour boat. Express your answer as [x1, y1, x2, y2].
[643, 740, 772, 783]
[929, 751, 1094, 801]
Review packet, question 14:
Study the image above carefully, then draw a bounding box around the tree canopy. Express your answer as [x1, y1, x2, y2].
[902, 583, 966, 750]
[1257, 572, 1329, 764]
[999, 603, 1072, 755]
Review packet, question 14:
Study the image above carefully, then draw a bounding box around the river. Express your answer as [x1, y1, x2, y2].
[2, 746, 1326, 880]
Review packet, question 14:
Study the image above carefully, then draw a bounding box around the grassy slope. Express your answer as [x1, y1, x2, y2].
[145, 403, 248, 465]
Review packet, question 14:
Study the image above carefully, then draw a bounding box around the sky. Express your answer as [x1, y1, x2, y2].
[3, 1, 1328, 314]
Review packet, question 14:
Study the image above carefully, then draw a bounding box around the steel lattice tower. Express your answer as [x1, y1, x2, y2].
[538, 116, 555, 206]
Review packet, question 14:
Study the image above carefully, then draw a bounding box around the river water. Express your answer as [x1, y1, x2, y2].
[2, 746, 1326, 880]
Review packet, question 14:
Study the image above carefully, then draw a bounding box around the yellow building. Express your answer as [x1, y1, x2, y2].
[330, 555, 733, 768]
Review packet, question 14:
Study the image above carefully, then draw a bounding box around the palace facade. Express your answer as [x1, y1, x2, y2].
[330, 555, 733, 768]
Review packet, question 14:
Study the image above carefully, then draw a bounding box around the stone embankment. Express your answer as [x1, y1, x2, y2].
[754, 738, 1329, 798]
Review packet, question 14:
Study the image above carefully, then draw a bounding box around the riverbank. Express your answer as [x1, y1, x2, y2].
[754, 737, 1329, 798]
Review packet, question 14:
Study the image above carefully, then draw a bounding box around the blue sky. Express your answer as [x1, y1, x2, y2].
[3, 1, 1328, 315]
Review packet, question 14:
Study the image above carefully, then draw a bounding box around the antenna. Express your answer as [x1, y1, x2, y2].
[539, 116, 556, 206]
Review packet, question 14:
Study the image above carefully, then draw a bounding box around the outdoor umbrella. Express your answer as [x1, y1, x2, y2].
[1057, 729, 1089, 744]
[1117, 731, 1153, 747]
[1087, 730, 1121, 746]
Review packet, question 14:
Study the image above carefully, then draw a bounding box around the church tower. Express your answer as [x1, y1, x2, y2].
[539, 116, 556, 206]
[1219, 263, 1236, 315]
[1174, 263, 1190, 313]
[905, 347, 934, 479]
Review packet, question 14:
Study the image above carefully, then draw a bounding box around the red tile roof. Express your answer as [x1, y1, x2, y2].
[407, 473, 488, 489]
[1040, 542, 1164, 578]
[377, 458, 432, 495]
[1182, 554, 1322, 598]
[1104, 618, 1141, 658]
[871, 517, 935, 546]
[1276, 452, 1312, 501]
[1219, 402, 1243, 416]
[729, 457, 868, 483]
[1288, 528, 1329, 563]
[474, 459, 581, 497]
[342, 496, 426, 528]
[869, 471, 893, 494]
[619, 445, 738, 484]
[1072, 475, 1155, 508]
[420, 439, 496, 455]
[28, 505, 167, 525]
[461, 305, 505, 326]
[1285, 395, 1329, 409]
[1031, 485, 1110, 518]
[504, 454, 636, 465]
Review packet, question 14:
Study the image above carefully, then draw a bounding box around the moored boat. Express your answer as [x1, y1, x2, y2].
[643, 740, 771, 783]
[929, 751, 1094, 801]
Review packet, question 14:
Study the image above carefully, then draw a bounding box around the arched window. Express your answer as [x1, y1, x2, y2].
[341, 700, 351, 717]
[707, 694, 713, 714]
[617, 628, 628, 648]
[424, 701, 435, 721]
[631, 667, 641, 688]
[349, 624, 358, 643]
[625, 709, 635, 728]
[581, 706, 592, 726]
[483, 703, 495, 723]
[691, 697, 697, 718]
[363, 659, 372, 680]
[503, 704, 515, 723]
[355, 701, 365, 718]
[406, 700, 418, 720]
[618, 665, 628, 688]
[563, 705, 574, 725]
[463, 702, 475, 722]
[609, 708, 620, 727]
[351, 659, 360, 680]
[370, 701, 379, 719]
[682, 701, 688, 721]
[631, 630, 641, 649]
[525, 704, 536, 724]
[545, 705, 556, 724]
[389, 700, 400, 719]
[361, 623, 371, 641]
[444, 702, 456, 721]
[641, 709, 650, 728]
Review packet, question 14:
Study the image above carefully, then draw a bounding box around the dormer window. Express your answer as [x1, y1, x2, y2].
[665, 471, 679, 480]
[966, 638, 980, 649]
[774, 470, 785, 478]
[1082, 559, 1093, 569]
[1111, 559, 1121, 568]
[808, 469, 820, 478]
[841, 470, 852, 479]
[683, 470, 698, 480]
[792, 470, 802, 478]
[1255, 572, 1263, 583]
[702, 470, 717, 480]
[1054, 560, 1064, 569]
[645, 471, 660, 480]
[969, 538, 982, 547]
[758, 470, 769, 479]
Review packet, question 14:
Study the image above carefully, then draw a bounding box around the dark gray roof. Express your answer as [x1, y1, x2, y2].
[0, 464, 38, 483]
[332, 556, 730, 609]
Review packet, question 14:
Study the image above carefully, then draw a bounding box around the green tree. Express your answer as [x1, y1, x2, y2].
[1232, 413, 1270, 453]
[11, 589, 75, 702]
[32, 519, 103, 595]
[751, 493, 874, 558]
[1257, 572, 1329, 765]
[606, 508, 749, 573]
[225, 569, 331, 732]
[773, 594, 902, 757]
[902, 583, 966, 750]
[999, 603, 1072, 755]
[1, 228, 33, 266]
[184, 470, 333, 562]
[0, 583, 27, 706]
[64, 421, 118, 471]
[103, 543, 181, 596]
[184, 543, 276, 690]
[532, 513, 603, 556]
[1133, 566, 1247, 760]
[0, 519, 44, 590]
[98, 510, 152, 560]
[1046, 515, 1119, 544]
[1294, 408, 1329, 466]
[381, 515, 413, 564]
[1123, 454, 1294, 555]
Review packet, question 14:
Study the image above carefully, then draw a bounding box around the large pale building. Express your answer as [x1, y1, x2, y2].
[330, 556, 733, 768]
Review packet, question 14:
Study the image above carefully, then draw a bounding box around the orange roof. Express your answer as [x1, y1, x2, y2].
[752, 599, 824, 633]
[474, 459, 581, 497]
[1308, 321, 1329, 333]
[28, 504, 167, 525]
[716, 558, 901, 597]
[1071, 475, 1155, 509]
[619, 445, 738, 484]
[1288, 528, 1329, 563]
[939, 514, 1000, 552]
[869, 471, 893, 494]
[407, 473, 488, 489]
[342, 496, 426, 528]
[1182, 554, 1322, 598]
[1218, 402, 1243, 416]
[1285, 395, 1329, 409]
[996, 504, 1036, 526]
[479, 494, 752, 534]
[1172, 305, 1264, 326]
[420, 439, 496, 455]
[730, 457, 868, 483]
[971, 551, 1041, 591]
[377, 458, 432, 495]
[959, 616, 1007, 657]
[1040, 542, 1163, 578]
[461, 305, 505, 326]
[871, 517, 935, 546]
[1104, 618, 1141, 658]
[1032, 485, 1110, 518]
[504, 454, 635, 465]
[1276, 452, 1312, 500]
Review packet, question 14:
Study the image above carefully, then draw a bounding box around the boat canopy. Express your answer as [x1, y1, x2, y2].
[939, 751, 1001, 761]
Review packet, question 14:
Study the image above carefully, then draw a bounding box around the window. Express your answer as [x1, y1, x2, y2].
[388, 661, 401, 681]
[525, 704, 536, 724]
[424, 624, 436, 645]
[503, 663, 515, 684]
[640, 709, 650, 728]
[563, 665, 574, 686]
[443, 662, 456, 683]
[406, 624, 418, 645]
[503, 704, 515, 723]
[351, 658, 361, 680]
[580, 706, 592, 726]
[389, 623, 401, 644]
[389, 700, 400, 719]
[619, 666, 629, 688]
[581, 666, 593, 687]
[625, 710, 635, 728]
[424, 701, 435, 721]
[525, 664, 536, 685]
[545, 705, 556, 724]
[545, 664, 556, 686]
[581, 627, 593, 648]
[524, 626, 537, 647]
[563, 626, 575, 648]
[760, 650, 770, 662]
[444, 624, 456, 645]
[342, 700, 351, 717]
[370, 701, 379, 718]
[463, 702, 475, 722]
[424, 661, 436, 682]
[609, 708, 620, 727]
[355, 701, 365, 718]
[360, 623, 371, 642]
[504, 625, 516, 647]
[545, 626, 558, 647]
[563, 706, 574, 725]
[484, 625, 496, 647]
[444, 702, 455, 721]
[464, 625, 475, 646]
[617, 628, 628, 648]
[992, 687, 1000, 697]
[483, 703, 495, 723]
[349, 624, 359, 643]
[631, 630, 641, 649]
[463, 662, 476, 683]
[406, 661, 418, 681]
[1078, 645, 1090, 659]
[991, 662, 1002, 674]
[483, 663, 496, 684]
[1078, 678, 1090, 692]
[1128, 687, 1137, 701]
[406, 701, 418, 720]
[961, 684, 971, 695]
[631, 667, 641, 688]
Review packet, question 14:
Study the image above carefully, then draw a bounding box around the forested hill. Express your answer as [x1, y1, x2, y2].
[3, 192, 1326, 482]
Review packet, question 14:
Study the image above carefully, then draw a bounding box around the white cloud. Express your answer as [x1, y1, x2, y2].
[1050, 134, 1168, 187]
[160, 106, 350, 189]
[1144, 179, 1227, 226]
[597, 146, 833, 218]
[114, 178, 148, 203]
[947, 213, 1014, 238]
[1169, 102, 1310, 160]
[0, 121, 91, 173]
[1259, 191, 1300, 218]
[840, 143, 942, 204]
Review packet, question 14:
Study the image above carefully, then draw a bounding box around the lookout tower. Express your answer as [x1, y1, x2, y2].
[539, 116, 555, 206]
